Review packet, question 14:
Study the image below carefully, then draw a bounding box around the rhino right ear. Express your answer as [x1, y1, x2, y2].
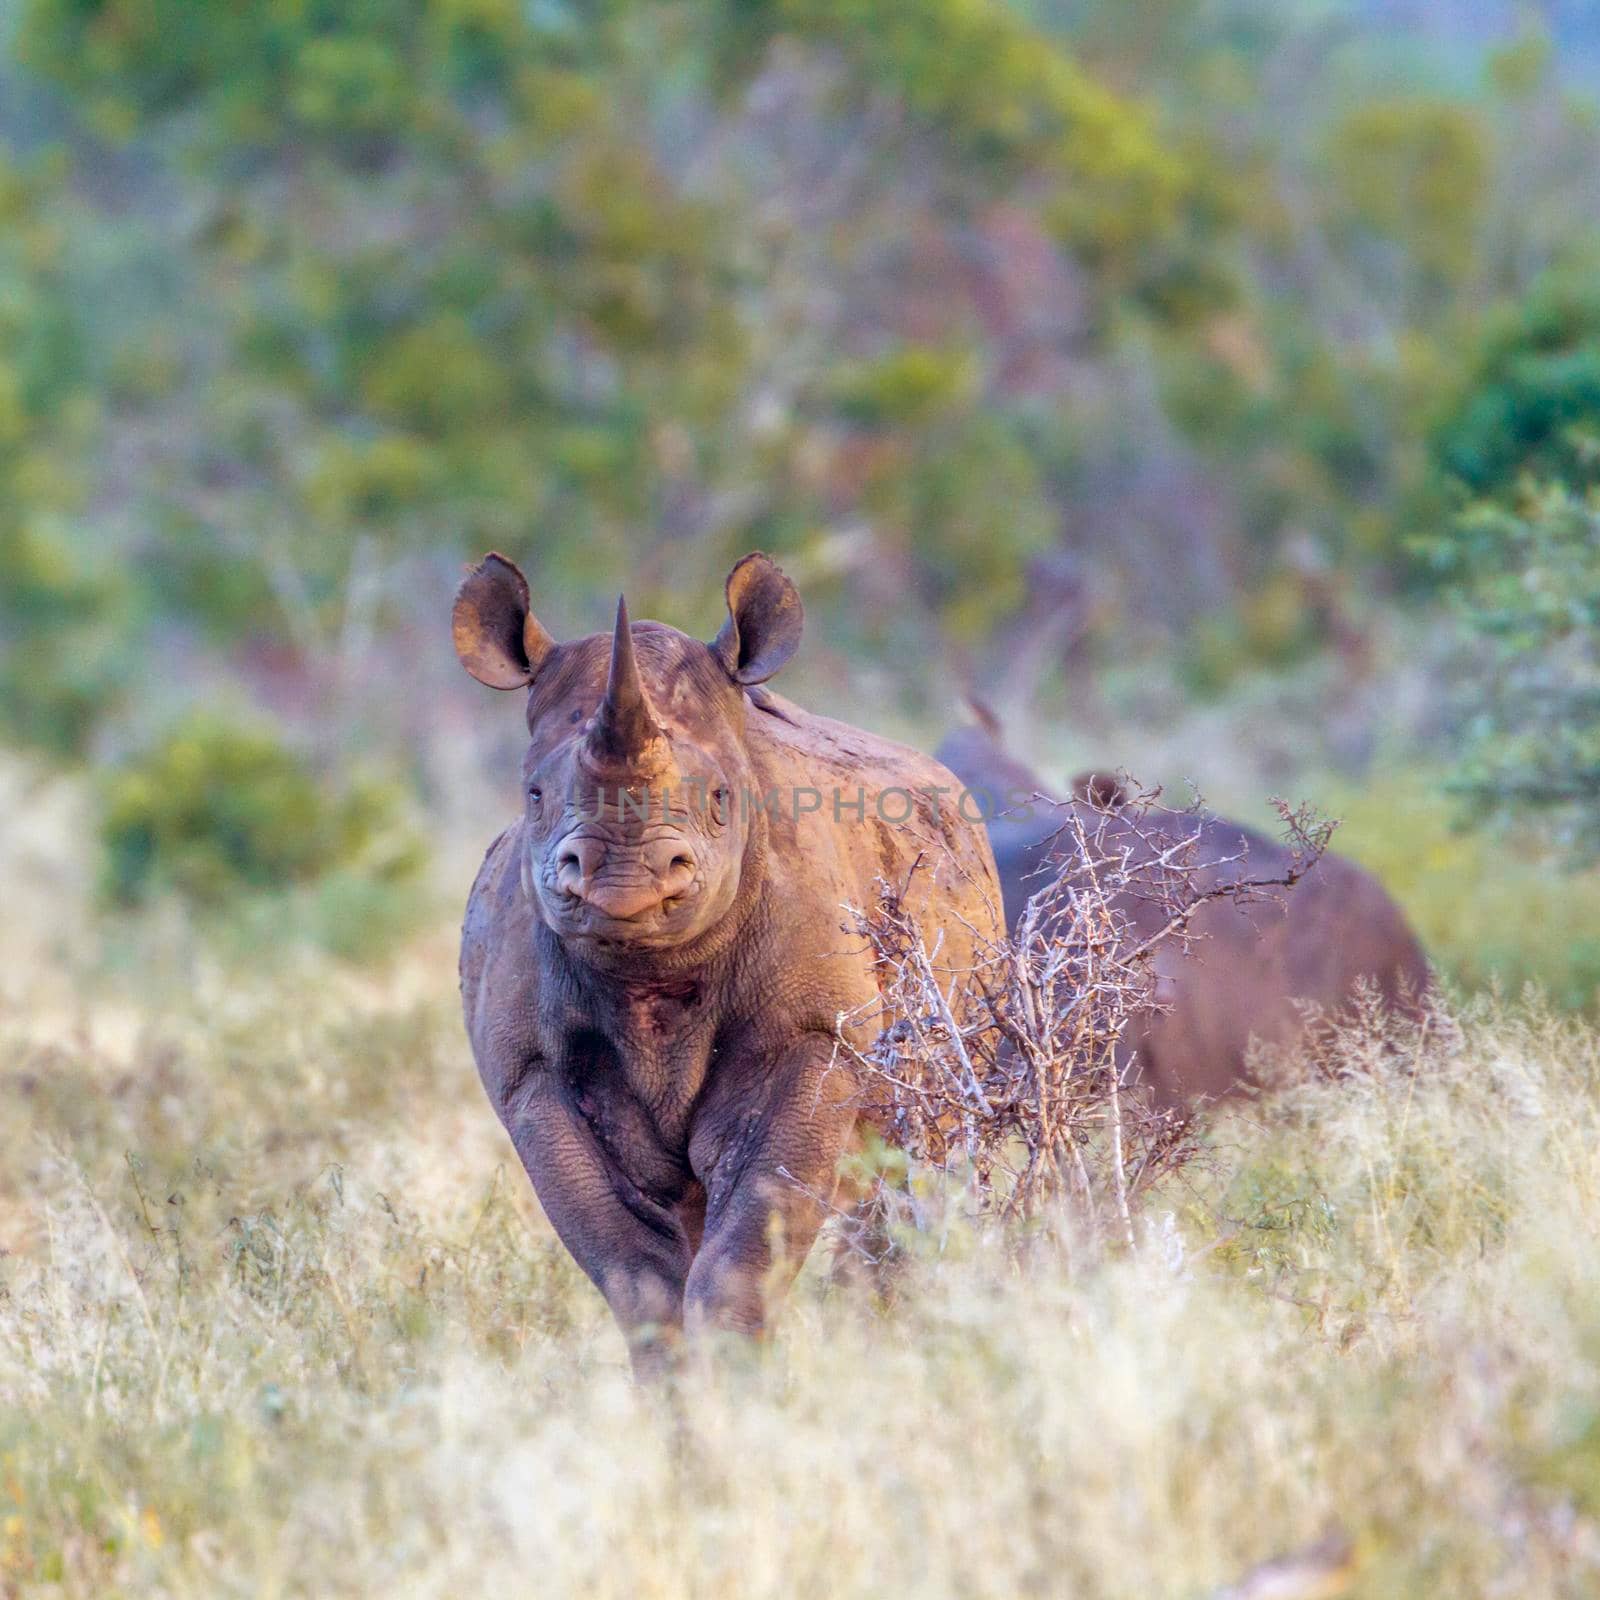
[452, 554, 557, 689]
[711, 552, 803, 685]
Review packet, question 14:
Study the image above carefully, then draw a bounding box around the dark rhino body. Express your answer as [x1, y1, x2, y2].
[456, 555, 999, 1371]
[936, 723, 1430, 1109]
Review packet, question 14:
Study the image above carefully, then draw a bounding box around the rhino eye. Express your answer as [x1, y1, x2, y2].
[527, 784, 543, 803]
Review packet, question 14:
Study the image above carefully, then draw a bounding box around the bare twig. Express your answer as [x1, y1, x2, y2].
[835, 785, 1334, 1253]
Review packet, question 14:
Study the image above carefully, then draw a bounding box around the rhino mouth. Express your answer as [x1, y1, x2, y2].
[567, 889, 697, 935]
[555, 897, 704, 949]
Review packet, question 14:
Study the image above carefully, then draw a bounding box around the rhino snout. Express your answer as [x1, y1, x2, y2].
[553, 832, 699, 922]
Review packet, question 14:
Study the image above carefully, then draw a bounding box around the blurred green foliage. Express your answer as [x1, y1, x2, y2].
[19, 0, 751, 644]
[0, 0, 1241, 674]
[1426, 484, 1600, 858]
[0, 523, 130, 756]
[4, 0, 1596, 689]
[726, 0, 1230, 304]
[1325, 98, 1490, 305]
[1428, 271, 1600, 503]
[0, 148, 129, 755]
[1178, 570, 1322, 699]
[1333, 771, 1600, 1010]
[102, 716, 427, 952]
[0, 0, 1598, 964]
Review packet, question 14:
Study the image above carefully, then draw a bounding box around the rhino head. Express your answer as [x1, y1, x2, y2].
[452, 552, 802, 953]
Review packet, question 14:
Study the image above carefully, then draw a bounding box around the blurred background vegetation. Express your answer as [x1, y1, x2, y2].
[1, 0, 1598, 999]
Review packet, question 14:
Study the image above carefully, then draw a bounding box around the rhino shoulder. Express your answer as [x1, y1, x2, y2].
[459, 824, 535, 1031]
[747, 701, 1004, 963]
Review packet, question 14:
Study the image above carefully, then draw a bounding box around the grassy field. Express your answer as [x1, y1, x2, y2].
[5, 0, 1599, 1588]
[4, 882, 1600, 1600]
[3, 749, 1599, 1599]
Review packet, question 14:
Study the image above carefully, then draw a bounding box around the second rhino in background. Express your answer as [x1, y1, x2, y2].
[935, 718, 1431, 1109]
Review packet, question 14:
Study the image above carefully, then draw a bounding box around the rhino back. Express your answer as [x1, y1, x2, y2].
[1134, 814, 1430, 1104]
[934, 720, 1430, 1106]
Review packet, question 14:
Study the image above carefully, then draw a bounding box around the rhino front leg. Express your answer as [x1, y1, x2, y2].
[685, 1035, 857, 1339]
[497, 1069, 695, 1377]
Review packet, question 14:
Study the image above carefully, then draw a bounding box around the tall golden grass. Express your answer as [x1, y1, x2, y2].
[4, 898, 1600, 1597]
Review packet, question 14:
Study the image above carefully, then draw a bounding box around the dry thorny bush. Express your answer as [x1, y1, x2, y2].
[833, 782, 1337, 1261]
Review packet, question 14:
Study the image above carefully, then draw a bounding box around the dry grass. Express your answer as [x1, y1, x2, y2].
[3, 767, 1600, 1596]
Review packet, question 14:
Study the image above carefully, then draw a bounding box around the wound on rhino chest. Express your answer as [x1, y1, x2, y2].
[557, 980, 716, 1141]
[620, 977, 703, 1034]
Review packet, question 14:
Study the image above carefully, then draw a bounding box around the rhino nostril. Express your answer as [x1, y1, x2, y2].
[554, 837, 604, 897]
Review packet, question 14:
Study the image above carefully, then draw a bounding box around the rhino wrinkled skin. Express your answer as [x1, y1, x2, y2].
[455, 552, 1000, 1372]
[936, 720, 1432, 1110]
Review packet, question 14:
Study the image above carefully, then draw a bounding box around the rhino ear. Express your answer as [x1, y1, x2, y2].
[453, 553, 557, 690]
[1072, 770, 1129, 811]
[711, 552, 803, 685]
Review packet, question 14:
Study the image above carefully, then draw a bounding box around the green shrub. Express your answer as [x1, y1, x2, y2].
[1329, 771, 1600, 1011]
[0, 147, 127, 758]
[829, 345, 979, 429]
[0, 522, 132, 757]
[1324, 97, 1489, 294]
[1427, 270, 1600, 503]
[101, 716, 428, 944]
[1177, 573, 1319, 698]
[1421, 482, 1600, 859]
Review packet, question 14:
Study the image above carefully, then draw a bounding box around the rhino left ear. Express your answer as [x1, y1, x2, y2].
[711, 553, 803, 685]
[453, 553, 557, 689]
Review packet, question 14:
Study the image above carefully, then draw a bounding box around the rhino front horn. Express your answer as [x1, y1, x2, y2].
[586, 596, 667, 772]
